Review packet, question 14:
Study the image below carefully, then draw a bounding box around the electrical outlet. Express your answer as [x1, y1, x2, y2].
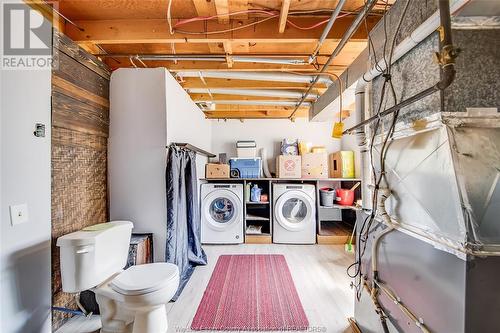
[9, 204, 29, 226]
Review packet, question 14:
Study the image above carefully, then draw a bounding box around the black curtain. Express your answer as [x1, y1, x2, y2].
[166, 145, 207, 301]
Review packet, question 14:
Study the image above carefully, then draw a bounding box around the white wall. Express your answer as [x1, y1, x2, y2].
[210, 118, 341, 174]
[109, 69, 212, 262]
[109, 68, 168, 262]
[165, 71, 212, 177]
[0, 37, 52, 333]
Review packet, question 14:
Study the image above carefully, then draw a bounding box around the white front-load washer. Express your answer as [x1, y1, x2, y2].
[201, 183, 244, 244]
[273, 184, 316, 244]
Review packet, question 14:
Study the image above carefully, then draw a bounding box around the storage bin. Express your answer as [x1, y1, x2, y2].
[319, 187, 336, 207]
[237, 147, 257, 158]
[336, 188, 355, 206]
[276, 155, 301, 178]
[229, 158, 261, 178]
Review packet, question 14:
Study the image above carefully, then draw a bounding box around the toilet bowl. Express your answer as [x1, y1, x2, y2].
[57, 221, 180, 333]
[95, 263, 180, 333]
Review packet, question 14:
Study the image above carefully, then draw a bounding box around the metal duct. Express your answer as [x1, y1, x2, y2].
[362, 0, 471, 82]
[289, 0, 379, 119]
[105, 53, 310, 65]
[232, 57, 307, 65]
[309, 0, 347, 63]
[195, 100, 311, 106]
[187, 88, 318, 99]
[311, 0, 472, 121]
[174, 71, 332, 85]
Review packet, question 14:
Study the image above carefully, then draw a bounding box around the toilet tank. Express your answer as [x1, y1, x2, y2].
[56, 221, 133, 293]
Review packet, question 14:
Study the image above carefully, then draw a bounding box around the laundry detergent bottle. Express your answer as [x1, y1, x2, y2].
[245, 182, 251, 202]
[250, 184, 261, 202]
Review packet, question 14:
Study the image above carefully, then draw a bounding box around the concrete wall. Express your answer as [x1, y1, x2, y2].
[210, 119, 341, 174]
[0, 14, 52, 333]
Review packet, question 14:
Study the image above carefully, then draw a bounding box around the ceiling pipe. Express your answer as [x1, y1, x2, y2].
[108, 54, 309, 66]
[344, 0, 466, 134]
[186, 88, 318, 99]
[232, 57, 307, 65]
[196, 100, 312, 106]
[308, 0, 347, 63]
[289, 0, 379, 119]
[310, 0, 471, 122]
[362, 0, 471, 83]
[174, 71, 333, 85]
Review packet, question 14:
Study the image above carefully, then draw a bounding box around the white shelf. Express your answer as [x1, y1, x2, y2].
[320, 204, 361, 211]
[245, 214, 270, 221]
[246, 201, 270, 205]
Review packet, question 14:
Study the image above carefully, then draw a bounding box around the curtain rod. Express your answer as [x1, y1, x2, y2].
[169, 143, 216, 158]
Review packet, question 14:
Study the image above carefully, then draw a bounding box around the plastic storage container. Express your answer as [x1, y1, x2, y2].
[336, 188, 355, 206]
[237, 147, 257, 158]
[250, 185, 262, 202]
[229, 158, 261, 178]
[319, 187, 336, 207]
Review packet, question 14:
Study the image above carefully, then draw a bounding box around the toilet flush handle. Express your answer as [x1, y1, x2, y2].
[75, 245, 94, 254]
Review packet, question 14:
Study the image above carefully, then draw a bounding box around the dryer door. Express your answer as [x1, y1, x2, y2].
[202, 189, 241, 230]
[275, 190, 314, 232]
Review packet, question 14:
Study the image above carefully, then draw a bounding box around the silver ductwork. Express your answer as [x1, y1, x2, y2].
[174, 71, 332, 85]
[194, 100, 311, 107]
[187, 88, 318, 99]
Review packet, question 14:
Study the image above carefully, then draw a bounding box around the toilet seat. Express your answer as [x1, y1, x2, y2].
[111, 263, 179, 296]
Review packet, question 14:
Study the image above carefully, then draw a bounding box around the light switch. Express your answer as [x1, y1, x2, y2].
[9, 204, 29, 226]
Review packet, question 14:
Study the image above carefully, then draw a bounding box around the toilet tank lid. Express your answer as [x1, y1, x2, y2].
[56, 221, 133, 247]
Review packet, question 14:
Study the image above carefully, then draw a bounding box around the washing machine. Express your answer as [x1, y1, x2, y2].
[273, 184, 316, 244]
[201, 183, 244, 244]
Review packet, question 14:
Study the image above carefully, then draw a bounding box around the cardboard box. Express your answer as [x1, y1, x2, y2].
[329, 151, 355, 179]
[276, 155, 301, 179]
[301, 152, 328, 179]
[205, 163, 230, 178]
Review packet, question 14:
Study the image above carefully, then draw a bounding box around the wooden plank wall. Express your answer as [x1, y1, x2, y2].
[51, 30, 110, 330]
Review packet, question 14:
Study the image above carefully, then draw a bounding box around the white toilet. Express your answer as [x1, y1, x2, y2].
[57, 221, 180, 333]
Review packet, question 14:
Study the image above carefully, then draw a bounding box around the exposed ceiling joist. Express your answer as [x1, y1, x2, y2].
[178, 77, 328, 90]
[186, 88, 318, 99]
[197, 100, 311, 106]
[206, 104, 308, 111]
[190, 94, 306, 101]
[111, 59, 346, 72]
[279, 0, 291, 33]
[192, 0, 213, 16]
[174, 71, 333, 84]
[54, 0, 386, 120]
[214, 0, 230, 23]
[204, 109, 309, 119]
[64, 16, 377, 45]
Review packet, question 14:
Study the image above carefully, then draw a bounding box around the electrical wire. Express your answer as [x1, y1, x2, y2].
[174, 16, 278, 35]
[167, 0, 174, 34]
[42, 0, 85, 31]
[171, 3, 389, 35]
[347, 0, 412, 303]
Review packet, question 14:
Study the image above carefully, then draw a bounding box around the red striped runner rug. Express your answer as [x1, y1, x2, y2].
[191, 254, 309, 331]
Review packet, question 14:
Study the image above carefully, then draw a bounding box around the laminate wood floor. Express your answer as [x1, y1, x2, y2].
[167, 244, 355, 333]
[55, 244, 355, 333]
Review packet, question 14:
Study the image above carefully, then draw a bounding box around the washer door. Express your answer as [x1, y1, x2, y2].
[275, 190, 314, 231]
[202, 190, 241, 231]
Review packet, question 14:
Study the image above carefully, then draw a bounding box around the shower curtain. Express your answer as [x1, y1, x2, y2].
[166, 144, 207, 301]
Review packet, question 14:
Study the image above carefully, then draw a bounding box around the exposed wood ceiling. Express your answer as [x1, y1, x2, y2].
[53, 0, 391, 119]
